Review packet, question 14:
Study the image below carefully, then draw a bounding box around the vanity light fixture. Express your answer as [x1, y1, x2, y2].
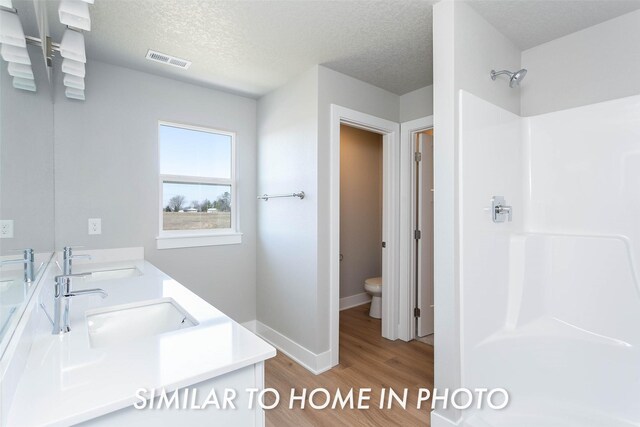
[7, 62, 33, 79]
[58, 0, 91, 31]
[0, 9, 26, 47]
[1, 43, 30, 64]
[61, 57, 85, 77]
[59, 28, 86, 62]
[65, 86, 85, 100]
[0, 1, 94, 99]
[12, 76, 36, 91]
[63, 73, 84, 90]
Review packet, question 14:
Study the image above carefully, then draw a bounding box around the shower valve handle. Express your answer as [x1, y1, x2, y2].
[491, 196, 512, 223]
[495, 205, 512, 221]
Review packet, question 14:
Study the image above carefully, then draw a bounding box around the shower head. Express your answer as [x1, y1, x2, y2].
[490, 68, 528, 88]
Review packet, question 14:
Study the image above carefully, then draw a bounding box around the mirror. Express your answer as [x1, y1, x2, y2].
[0, 0, 55, 357]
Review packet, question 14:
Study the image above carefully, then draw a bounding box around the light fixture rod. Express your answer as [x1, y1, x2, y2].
[25, 35, 60, 50]
[25, 35, 60, 66]
[25, 35, 42, 47]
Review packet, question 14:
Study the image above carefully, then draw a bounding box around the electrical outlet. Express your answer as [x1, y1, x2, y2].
[88, 218, 101, 235]
[0, 220, 13, 238]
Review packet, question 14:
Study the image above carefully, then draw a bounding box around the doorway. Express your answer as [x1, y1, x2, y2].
[398, 116, 434, 342]
[339, 125, 383, 318]
[329, 105, 400, 367]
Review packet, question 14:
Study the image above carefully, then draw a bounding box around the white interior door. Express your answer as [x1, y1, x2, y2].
[417, 132, 434, 337]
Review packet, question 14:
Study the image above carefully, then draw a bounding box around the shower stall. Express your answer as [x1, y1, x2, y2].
[457, 90, 640, 426]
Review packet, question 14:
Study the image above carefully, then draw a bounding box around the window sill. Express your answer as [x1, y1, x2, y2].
[156, 232, 242, 249]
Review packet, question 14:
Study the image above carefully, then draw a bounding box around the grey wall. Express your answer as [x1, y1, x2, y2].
[339, 125, 382, 299]
[399, 85, 434, 122]
[256, 67, 319, 352]
[521, 9, 640, 116]
[0, 46, 55, 255]
[53, 61, 258, 322]
[256, 65, 405, 355]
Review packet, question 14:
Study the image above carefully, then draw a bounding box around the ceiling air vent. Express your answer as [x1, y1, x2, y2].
[145, 50, 192, 70]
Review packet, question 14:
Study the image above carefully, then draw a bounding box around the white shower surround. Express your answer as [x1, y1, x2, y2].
[458, 90, 640, 426]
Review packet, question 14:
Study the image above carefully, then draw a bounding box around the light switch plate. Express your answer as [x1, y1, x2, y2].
[88, 218, 101, 235]
[0, 220, 14, 238]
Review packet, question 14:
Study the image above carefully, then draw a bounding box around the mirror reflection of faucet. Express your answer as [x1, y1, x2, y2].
[0, 248, 35, 283]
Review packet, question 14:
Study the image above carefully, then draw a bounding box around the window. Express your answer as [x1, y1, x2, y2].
[157, 122, 241, 249]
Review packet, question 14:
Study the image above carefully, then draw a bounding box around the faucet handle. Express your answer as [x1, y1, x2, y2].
[9, 248, 34, 259]
[63, 247, 92, 261]
[55, 272, 92, 281]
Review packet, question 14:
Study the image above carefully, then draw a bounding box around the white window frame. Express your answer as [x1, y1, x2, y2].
[156, 121, 241, 249]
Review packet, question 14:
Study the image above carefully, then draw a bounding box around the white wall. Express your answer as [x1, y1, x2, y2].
[458, 89, 523, 389]
[399, 85, 434, 123]
[521, 9, 640, 116]
[0, 46, 55, 255]
[526, 93, 640, 267]
[432, 1, 522, 424]
[54, 61, 258, 322]
[256, 67, 319, 352]
[339, 125, 382, 299]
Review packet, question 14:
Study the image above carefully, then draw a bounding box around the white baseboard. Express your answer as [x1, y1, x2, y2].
[240, 320, 257, 333]
[431, 411, 461, 427]
[254, 321, 332, 375]
[340, 292, 371, 311]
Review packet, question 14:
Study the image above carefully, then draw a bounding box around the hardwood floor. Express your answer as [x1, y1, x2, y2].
[265, 303, 434, 426]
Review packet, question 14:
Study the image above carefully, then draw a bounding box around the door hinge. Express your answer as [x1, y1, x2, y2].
[382, 241, 386, 248]
[414, 307, 421, 317]
[414, 230, 421, 240]
[414, 152, 422, 162]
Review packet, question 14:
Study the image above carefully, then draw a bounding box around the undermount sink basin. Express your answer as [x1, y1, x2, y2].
[86, 298, 198, 348]
[85, 267, 142, 282]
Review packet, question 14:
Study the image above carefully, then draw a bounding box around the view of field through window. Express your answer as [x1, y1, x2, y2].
[159, 124, 234, 231]
[162, 182, 232, 230]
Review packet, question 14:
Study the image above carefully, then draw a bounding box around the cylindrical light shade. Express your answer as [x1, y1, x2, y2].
[59, 29, 86, 63]
[13, 77, 36, 92]
[0, 44, 31, 64]
[7, 62, 34, 79]
[65, 87, 85, 100]
[63, 73, 85, 90]
[58, 0, 91, 31]
[61, 58, 86, 77]
[0, 10, 26, 47]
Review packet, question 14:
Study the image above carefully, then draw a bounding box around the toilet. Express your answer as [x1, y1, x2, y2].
[364, 276, 382, 319]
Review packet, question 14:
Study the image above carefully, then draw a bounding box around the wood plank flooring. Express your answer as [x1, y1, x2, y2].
[264, 303, 434, 426]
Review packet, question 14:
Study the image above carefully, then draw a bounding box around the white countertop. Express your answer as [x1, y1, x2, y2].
[7, 259, 275, 427]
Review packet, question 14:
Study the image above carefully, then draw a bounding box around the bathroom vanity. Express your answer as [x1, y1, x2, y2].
[1, 249, 275, 426]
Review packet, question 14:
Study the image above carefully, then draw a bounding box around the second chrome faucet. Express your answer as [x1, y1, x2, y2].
[52, 247, 108, 335]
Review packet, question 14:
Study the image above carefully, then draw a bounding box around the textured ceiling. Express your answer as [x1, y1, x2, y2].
[467, 0, 640, 50]
[38, 1, 640, 98]
[45, 0, 435, 98]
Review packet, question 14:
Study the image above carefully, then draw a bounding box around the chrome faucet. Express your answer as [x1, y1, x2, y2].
[53, 273, 108, 334]
[63, 246, 92, 275]
[1, 248, 35, 282]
